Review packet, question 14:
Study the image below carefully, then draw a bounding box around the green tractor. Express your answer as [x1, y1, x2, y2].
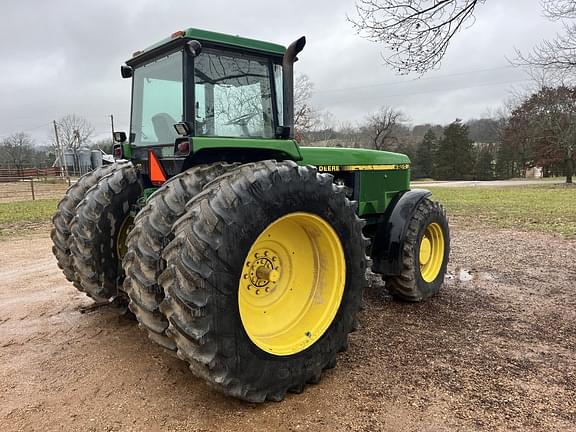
[51, 28, 450, 402]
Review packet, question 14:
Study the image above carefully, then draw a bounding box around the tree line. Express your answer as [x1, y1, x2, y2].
[338, 0, 576, 183]
[3, 82, 574, 184]
[297, 113, 499, 181]
[0, 114, 113, 171]
[296, 79, 575, 183]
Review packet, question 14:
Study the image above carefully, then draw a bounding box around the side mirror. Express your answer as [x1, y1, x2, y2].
[186, 40, 202, 57]
[121, 65, 133, 79]
[113, 131, 127, 143]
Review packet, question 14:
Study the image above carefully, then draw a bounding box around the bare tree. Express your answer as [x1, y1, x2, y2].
[514, 2, 576, 84]
[0, 132, 34, 171]
[312, 111, 336, 143]
[294, 74, 319, 136]
[483, 105, 511, 144]
[542, 0, 576, 19]
[350, 0, 576, 80]
[52, 114, 94, 150]
[349, 0, 483, 74]
[365, 106, 406, 150]
[91, 138, 114, 155]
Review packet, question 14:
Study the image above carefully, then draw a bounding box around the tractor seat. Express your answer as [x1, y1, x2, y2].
[151, 113, 178, 144]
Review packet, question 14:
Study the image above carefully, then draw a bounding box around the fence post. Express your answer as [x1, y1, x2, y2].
[30, 179, 35, 201]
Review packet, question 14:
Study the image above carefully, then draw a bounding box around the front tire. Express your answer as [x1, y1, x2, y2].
[159, 161, 368, 402]
[385, 198, 450, 302]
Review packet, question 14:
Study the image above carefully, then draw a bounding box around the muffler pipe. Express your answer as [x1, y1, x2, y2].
[282, 36, 306, 139]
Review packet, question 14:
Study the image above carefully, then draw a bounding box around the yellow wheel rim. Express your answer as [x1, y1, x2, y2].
[238, 212, 346, 356]
[116, 215, 134, 260]
[419, 222, 445, 283]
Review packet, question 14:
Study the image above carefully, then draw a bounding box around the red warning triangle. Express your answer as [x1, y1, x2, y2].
[148, 150, 167, 186]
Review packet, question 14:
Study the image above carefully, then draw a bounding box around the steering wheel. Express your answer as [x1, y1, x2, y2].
[225, 112, 258, 126]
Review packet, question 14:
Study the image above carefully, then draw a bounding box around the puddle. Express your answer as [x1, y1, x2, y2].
[445, 268, 497, 283]
[459, 269, 474, 282]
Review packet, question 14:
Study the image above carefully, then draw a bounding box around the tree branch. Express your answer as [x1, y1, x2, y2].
[349, 0, 483, 74]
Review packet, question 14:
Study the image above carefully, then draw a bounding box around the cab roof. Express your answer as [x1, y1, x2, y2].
[129, 27, 286, 63]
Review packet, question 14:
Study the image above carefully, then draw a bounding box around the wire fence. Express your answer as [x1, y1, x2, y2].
[0, 166, 64, 180]
[0, 171, 72, 203]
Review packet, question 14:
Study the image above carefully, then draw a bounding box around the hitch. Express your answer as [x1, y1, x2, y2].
[79, 296, 130, 316]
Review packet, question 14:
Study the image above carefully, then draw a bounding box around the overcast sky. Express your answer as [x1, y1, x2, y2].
[0, 0, 562, 144]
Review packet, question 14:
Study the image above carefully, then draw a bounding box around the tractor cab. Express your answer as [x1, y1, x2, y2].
[117, 28, 412, 216]
[118, 29, 304, 176]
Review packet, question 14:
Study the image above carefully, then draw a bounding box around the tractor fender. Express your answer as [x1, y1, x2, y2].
[370, 189, 432, 276]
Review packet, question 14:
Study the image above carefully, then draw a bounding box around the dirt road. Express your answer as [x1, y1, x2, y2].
[1, 222, 575, 431]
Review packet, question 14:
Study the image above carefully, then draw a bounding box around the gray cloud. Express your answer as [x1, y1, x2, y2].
[0, 0, 562, 143]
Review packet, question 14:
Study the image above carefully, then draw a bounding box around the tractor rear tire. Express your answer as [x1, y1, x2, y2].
[70, 162, 142, 301]
[159, 161, 368, 402]
[123, 163, 237, 350]
[385, 198, 450, 302]
[51, 163, 122, 293]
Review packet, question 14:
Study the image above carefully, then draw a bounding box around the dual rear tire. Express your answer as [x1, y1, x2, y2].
[51, 159, 449, 402]
[51, 162, 140, 301]
[157, 161, 368, 402]
[122, 163, 237, 350]
[53, 160, 368, 402]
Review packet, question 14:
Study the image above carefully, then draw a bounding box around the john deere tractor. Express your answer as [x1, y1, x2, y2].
[51, 28, 450, 402]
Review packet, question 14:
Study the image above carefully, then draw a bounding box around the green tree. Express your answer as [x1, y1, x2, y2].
[495, 142, 519, 179]
[475, 146, 495, 180]
[433, 120, 474, 180]
[412, 129, 436, 179]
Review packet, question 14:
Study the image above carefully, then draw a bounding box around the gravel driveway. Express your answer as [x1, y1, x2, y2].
[1, 220, 574, 431]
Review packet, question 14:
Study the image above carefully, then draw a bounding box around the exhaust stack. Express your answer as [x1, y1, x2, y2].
[282, 36, 306, 139]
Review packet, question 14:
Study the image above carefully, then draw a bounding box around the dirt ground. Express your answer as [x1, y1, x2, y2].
[1, 220, 575, 432]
